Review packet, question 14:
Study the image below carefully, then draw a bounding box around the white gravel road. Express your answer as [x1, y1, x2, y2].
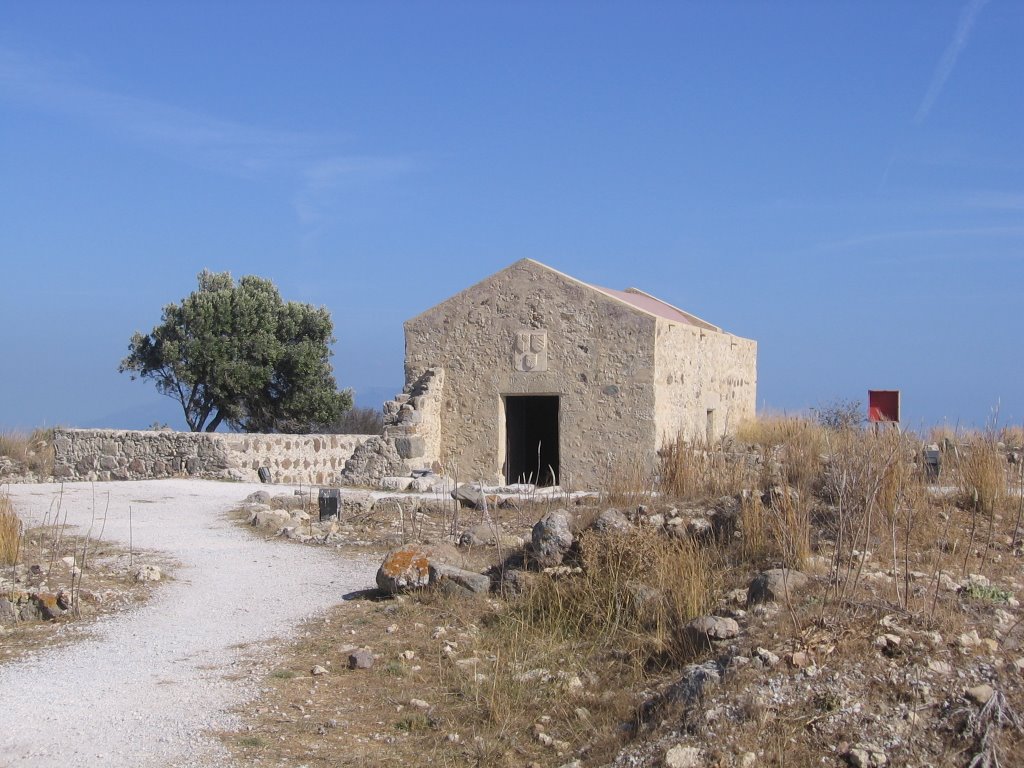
[0, 479, 376, 768]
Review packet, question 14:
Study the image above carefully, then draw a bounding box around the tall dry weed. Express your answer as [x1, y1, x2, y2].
[953, 435, 1010, 573]
[820, 430, 890, 597]
[658, 436, 751, 501]
[956, 435, 1009, 517]
[599, 452, 655, 509]
[0, 494, 22, 566]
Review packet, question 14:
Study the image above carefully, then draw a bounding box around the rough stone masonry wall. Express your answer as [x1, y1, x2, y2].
[52, 429, 371, 485]
[653, 319, 757, 446]
[404, 260, 659, 488]
[381, 367, 446, 470]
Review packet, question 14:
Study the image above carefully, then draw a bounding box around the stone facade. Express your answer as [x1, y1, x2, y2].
[52, 429, 371, 485]
[393, 259, 757, 489]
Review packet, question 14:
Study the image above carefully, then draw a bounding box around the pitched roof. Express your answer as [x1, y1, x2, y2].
[588, 285, 720, 332]
[406, 258, 724, 334]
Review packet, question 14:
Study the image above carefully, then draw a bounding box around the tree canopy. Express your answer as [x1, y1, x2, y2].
[119, 270, 352, 432]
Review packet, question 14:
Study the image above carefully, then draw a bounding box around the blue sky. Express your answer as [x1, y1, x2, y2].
[2, 1, 1022, 433]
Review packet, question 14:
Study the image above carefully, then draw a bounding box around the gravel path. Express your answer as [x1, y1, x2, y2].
[0, 479, 376, 768]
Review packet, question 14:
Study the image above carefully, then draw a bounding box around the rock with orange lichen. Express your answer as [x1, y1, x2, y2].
[376, 545, 433, 594]
[376, 543, 488, 596]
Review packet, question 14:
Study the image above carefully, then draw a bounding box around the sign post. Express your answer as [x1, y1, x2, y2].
[867, 390, 900, 432]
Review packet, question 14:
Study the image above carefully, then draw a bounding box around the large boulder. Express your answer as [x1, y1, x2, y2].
[375, 543, 473, 595]
[531, 509, 575, 568]
[747, 568, 809, 606]
[376, 545, 432, 593]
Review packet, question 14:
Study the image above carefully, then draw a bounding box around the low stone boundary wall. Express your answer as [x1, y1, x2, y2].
[52, 429, 372, 485]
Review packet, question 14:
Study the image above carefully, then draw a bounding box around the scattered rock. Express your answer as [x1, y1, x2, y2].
[664, 744, 703, 768]
[458, 523, 512, 549]
[686, 517, 713, 541]
[451, 484, 485, 510]
[244, 490, 270, 505]
[747, 569, 809, 606]
[874, 634, 901, 654]
[958, 630, 982, 649]
[787, 651, 811, 669]
[664, 662, 721, 705]
[686, 615, 740, 648]
[348, 649, 374, 670]
[845, 742, 887, 767]
[250, 508, 292, 531]
[133, 565, 162, 582]
[966, 683, 995, 706]
[498, 568, 532, 597]
[531, 509, 575, 568]
[429, 562, 491, 596]
[379, 476, 414, 491]
[591, 508, 632, 533]
[311, 665, 328, 676]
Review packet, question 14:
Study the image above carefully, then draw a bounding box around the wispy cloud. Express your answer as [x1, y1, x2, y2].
[915, 0, 990, 123]
[0, 46, 413, 229]
[293, 155, 414, 230]
[812, 224, 1024, 254]
[965, 191, 1024, 211]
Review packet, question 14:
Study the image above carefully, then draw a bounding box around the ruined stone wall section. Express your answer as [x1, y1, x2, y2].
[381, 367, 446, 471]
[52, 429, 371, 485]
[403, 260, 659, 488]
[653, 320, 757, 446]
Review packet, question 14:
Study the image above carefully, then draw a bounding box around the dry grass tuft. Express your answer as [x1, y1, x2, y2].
[998, 425, 1024, 450]
[0, 428, 56, 476]
[514, 527, 719, 666]
[956, 435, 1010, 517]
[599, 451, 655, 508]
[658, 435, 752, 501]
[0, 494, 22, 565]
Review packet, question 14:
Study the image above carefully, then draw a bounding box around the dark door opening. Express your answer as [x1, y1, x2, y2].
[505, 395, 560, 486]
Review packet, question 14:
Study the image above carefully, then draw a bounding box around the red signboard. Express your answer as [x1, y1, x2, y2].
[868, 390, 900, 423]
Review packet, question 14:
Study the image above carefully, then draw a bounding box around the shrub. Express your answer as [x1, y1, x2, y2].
[322, 406, 384, 435]
[811, 398, 863, 431]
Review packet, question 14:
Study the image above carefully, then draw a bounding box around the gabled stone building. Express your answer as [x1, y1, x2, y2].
[380, 259, 756, 489]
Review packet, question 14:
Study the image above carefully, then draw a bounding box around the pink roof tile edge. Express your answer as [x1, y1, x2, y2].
[589, 285, 721, 332]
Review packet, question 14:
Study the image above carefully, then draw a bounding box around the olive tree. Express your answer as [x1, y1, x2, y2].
[119, 270, 352, 432]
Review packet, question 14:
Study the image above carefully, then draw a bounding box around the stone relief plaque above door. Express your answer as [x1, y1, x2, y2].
[513, 330, 548, 372]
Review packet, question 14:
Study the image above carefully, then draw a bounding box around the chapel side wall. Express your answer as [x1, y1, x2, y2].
[404, 261, 659, 488]
[52, 429, 371, 485]
[653, 320, 757, 446]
